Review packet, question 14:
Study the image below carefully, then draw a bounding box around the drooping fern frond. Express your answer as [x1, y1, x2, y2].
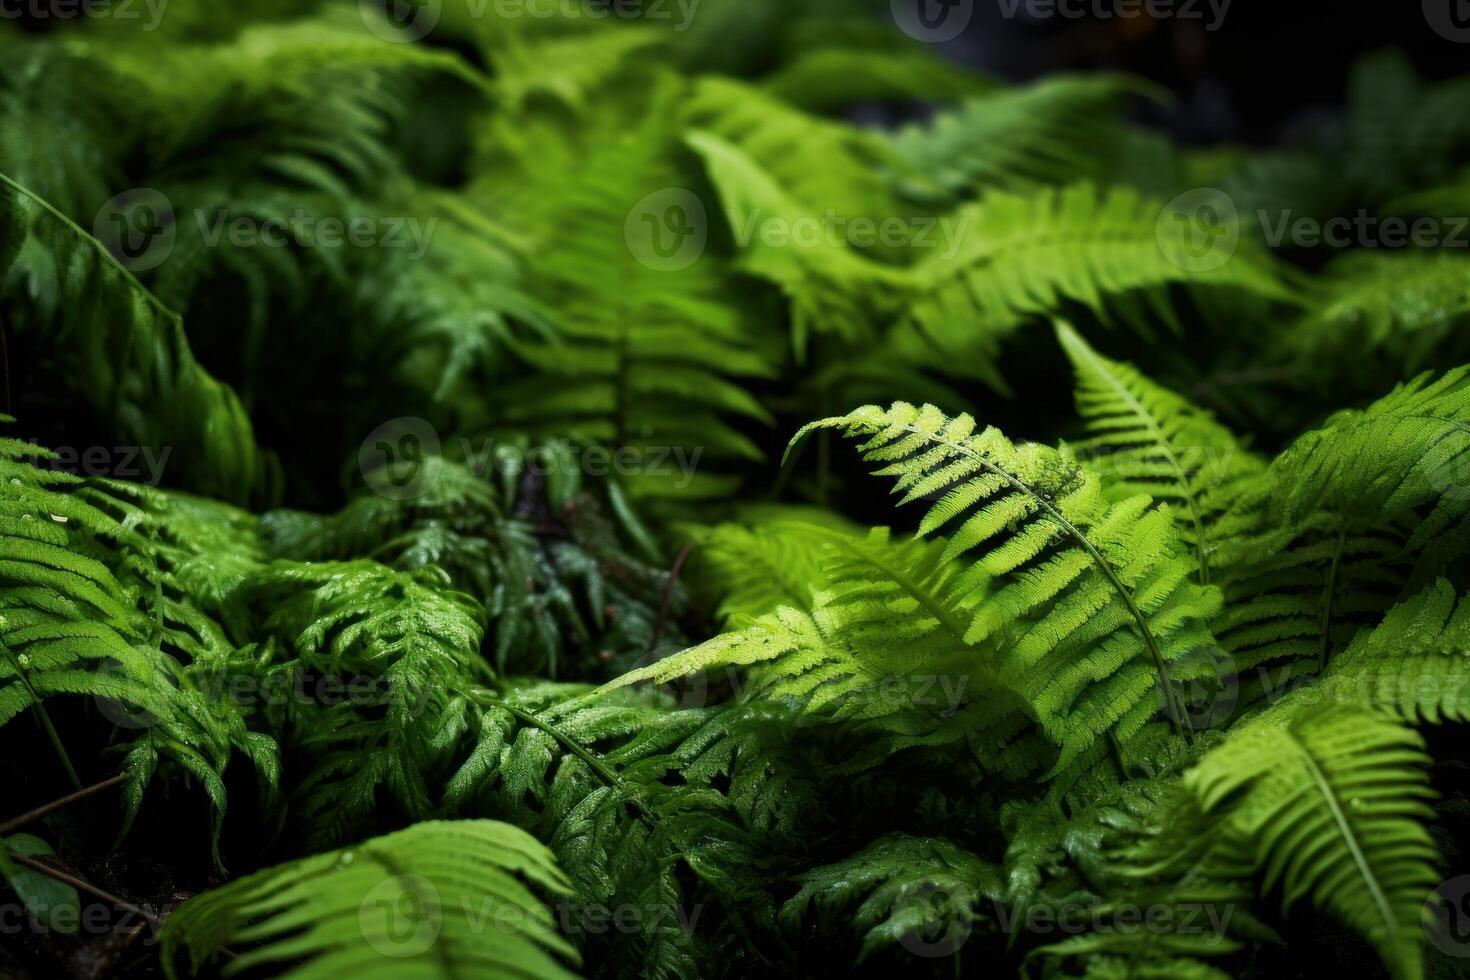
[472, 72, 782, 498]
[1056, 320, 1267, 582]
[1210, 366, 1470, 697]
[780, 834, 1001, 962]
[160, 819, 581, 980]
[0, 176, 277, 504]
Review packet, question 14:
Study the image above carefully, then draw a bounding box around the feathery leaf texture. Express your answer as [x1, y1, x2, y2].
[160, 820, 581, 980]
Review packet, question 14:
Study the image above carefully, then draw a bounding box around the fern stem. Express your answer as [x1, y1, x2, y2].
[1063, 322, 1212, 582]
[0, 772, 129, 836]
[1317, 527, 1348, 671]
[884, 421, 1191, 740]
[472, 693, 626, 793]
[1288, 727, 1399, 952]
[6, 852, 159, 929]
[0, 637, 81, 789]
[0, 171, 181, 327]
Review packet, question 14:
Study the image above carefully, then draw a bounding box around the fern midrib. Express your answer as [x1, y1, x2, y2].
[884, 420, 1189, 738]
[1287, 724, 1402, 962]
[813, 529, 969, 641]
[1067, 327, 1212, 582]
[0, 170, 182, 327]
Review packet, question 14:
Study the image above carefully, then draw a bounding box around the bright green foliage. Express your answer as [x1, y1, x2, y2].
[1183, 704, 1439, 980]
[1056, 320, 1266, 582]
[159, 819, 581, 980]
[1314, 578, 1470, 724]
[2, 8, 1470, 980]
[791, 402, 1222, 766]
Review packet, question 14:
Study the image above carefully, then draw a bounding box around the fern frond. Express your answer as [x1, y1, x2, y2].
[791, 402, 1222, 760]
[780, 834, 1001, 961]
[1, 174, 277, 503]
[1185, 703, 1439, 980]
[160, 819, 580, 980]
[888, 75, 1164, 203]
[894, 184, 1294, 385]
[1056, 320, 1267, 582]
[1312, 578, 1470, 724]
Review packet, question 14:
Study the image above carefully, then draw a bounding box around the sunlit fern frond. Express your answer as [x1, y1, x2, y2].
[1056, 320, 1267, 583]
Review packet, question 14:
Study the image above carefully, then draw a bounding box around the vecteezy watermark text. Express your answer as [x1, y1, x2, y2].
[996, 0, 1231, 31]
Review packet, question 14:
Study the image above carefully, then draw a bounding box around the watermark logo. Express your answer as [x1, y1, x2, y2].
[91, 653, 172, 731]
[361, 0, 441, 42]
[359, 417, 443, 502]
[892, 0, 974, 42]
[1425, 875, 1470, 957]
[1165, 644, 1239, 731]
[626, 188, 707, 272]
[897, 883, 972, 957]
[360, 875, 443, 958]
[1424, 0, 1470, 42]
[93, 188, 176, 273]
[1157, 188, 1239, 272]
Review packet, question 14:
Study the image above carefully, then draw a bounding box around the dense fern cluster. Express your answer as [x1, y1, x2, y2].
[2, 3, 1470, 979]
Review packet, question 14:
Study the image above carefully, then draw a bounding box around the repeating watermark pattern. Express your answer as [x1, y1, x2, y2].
[892, 0, 974, 43]
[1258, 210, 1470, 250]
[93, 188, 176, 273]
[18, 441, 171, 485]
[625, 189, 973, 271]
[0, 897, 171, 941]
[1157, 187, 1239, 272]
[726, 210, 973, 259]
[361, 875, 443, 958]
[897, 883, 972, 957]
[1426, 875, 1470, 958]
[991, 897, 1235, 939]
[0, 0, 167, 29]
[358, 419, 707, 500]
[360, 417, 445, 502]
[1159, 188, 1470, 269]
[92, 653, 428, 732]
[362, 0, 700, 42]
[625, 189, 708, 272]
[194, 210, 438, 260]
[356, 882, 702, 955]
[1164, 644, 1240, 731]
[997, 0, 1231, 31]
[361, 0, 442, 42]
[93, 191, 439, 273]
[1424, 0, 1470, 43]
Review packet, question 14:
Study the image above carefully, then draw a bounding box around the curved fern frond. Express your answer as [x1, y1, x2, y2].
[1056, 320, 1267, 582]
[791, 402, 1222, 754]
[1212, 366, 1470, 692]
[160, 819, 581, 980]
[0, 175, 276, 504]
